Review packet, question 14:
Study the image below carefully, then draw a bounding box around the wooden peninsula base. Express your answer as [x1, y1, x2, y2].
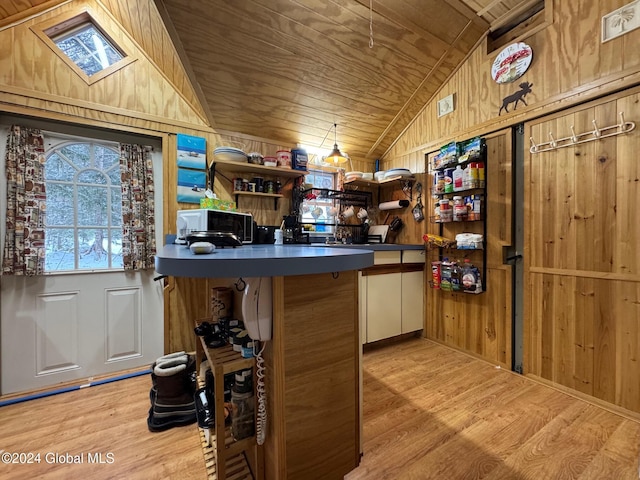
[156, 244, 370, 480]
[265, 271, 360, 480]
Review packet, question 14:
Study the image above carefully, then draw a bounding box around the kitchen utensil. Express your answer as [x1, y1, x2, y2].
[389, 216, 404, 231]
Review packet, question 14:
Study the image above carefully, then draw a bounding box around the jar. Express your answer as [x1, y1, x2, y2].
[439, 199, 452, 222]
[264, 180, 275, 194]
[276, 150, 292, 168]
[251, 176, 264, 192]
[233, 178, 243, 192]
[241, 178, 249, 191]
[452, 196, 466, 221]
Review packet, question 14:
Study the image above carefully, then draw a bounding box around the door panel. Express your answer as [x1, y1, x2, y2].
[105, 287, 142, 362]
[523, 87, 640, 413]
[1, 272, 163, 394]
[36, 291, 80, 375]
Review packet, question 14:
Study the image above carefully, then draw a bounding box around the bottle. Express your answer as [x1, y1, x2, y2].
[451, 261, 462, 291]
[463, 164, 471, 189]
[275, 177, 282, 194]
[231, 371, 255, 440]
[462, 258, 483, 294]
[452, 196, 466, 221]
[452, 165, 464, 191]
[469, 162, 479, 188]
[477, 162, 485, 188]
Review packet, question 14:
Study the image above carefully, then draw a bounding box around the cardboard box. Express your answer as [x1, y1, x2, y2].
[199, 198, 237, 211]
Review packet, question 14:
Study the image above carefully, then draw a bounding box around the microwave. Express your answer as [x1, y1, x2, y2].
[176, 209, 253, 244]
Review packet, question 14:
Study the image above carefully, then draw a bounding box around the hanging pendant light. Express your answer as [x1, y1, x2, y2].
[326, 123, 348, 165]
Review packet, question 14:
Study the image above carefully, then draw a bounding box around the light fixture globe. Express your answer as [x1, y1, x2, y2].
[326, 123, 348, 165]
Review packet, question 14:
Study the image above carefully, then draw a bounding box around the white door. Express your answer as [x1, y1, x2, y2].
[0, 125, 164, 395]
[0, 271, 163, 394]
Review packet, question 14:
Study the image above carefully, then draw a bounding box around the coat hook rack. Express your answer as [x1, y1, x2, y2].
[530, 112, 635, 154]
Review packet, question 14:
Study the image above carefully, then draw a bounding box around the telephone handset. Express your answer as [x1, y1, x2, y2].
[241, 277, 272, 341]
[240, 277, 272, 445]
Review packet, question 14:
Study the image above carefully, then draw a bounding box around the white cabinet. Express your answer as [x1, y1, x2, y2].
[401, 270, 424, 333]
[361, 250, 424, 344]
[365, 272, 402, 342]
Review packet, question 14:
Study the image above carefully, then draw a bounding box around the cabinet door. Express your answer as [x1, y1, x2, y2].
[366, 273, 402, 342]
[402, 270, 424, 333]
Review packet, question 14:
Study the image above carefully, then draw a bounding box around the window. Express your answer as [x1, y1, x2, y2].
[300, 169, 337, 233]
[44, 139, 123, 272]
[486, 0, 550, 53]
[31, 8, 135, 85]
[52, 22, 124, 77]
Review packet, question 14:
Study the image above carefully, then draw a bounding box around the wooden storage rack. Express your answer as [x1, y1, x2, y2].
[195, 327, 263, 480]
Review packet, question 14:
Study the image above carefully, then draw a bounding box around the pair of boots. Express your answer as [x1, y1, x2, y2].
[147, 351, 197, 432]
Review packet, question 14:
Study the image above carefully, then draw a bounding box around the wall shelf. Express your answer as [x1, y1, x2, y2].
[210, 159, 305, 210]
[211, 159, 305, 178]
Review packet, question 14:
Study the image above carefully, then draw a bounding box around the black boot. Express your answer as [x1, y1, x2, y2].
[147, 355, 197, 432]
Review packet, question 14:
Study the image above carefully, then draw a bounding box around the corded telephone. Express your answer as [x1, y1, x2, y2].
[240, 277, 272, 445]
[241, 277, 272, 341]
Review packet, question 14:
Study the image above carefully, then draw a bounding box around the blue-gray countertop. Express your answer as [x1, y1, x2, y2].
[155, 244, 375, 278]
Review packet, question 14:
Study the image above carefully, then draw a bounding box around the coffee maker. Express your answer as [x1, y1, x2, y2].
[282, 215, 309, 244]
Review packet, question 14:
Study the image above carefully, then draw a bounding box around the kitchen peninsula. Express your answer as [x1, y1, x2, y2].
[155, 244, 374, 480]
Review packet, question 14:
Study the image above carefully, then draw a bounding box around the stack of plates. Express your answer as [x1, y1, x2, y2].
[374, 171, 386, 181]
[214, 146, 247, 163]
[384, 168, 412, 179]
[345, 171, 363, 182]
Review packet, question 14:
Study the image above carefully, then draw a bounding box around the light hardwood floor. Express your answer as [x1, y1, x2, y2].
[1, 338, 639, 480]
[348, 338, 640, 480]
[0, 373, 206, 480]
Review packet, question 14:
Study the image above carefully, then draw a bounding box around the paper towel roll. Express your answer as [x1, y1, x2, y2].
[378, 199, 410, 211]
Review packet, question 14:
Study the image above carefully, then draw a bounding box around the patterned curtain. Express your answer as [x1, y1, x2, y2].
[2, 125, 47, 276]
[119, 143, 156, 270]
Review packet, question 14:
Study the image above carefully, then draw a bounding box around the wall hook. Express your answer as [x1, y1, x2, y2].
[529, 112, 635, 154]
[570, 126, 578, 143]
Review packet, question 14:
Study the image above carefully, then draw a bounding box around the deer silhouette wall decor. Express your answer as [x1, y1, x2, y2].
[499, 81, 533, 115]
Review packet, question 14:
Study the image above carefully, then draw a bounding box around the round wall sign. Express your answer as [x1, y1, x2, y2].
[491, 42, 533, 84]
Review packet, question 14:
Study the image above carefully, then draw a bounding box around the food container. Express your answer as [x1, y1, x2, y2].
[251, 176, 264, 192]
[291, 148, 308, 171]
[264, 180, 275, 194]
[263, 156, 278, 167]
[276, 150, 292, 168]
[439, 198, 452, 222]
[247, 152, 263, 164]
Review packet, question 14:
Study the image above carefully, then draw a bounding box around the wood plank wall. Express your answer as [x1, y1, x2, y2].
[524, 88, 640, 413]
[382, 1, 640, 408]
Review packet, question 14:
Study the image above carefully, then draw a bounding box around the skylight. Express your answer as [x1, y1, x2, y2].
[31, 8, 134, 85]
[52, 22, 124, 77]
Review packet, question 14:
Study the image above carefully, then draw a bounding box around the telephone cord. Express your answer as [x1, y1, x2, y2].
[254, 341, 267, 445]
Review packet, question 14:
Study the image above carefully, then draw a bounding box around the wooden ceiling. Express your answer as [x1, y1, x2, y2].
[1, 0, 537, 162]
[156, 0, 538, 161]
